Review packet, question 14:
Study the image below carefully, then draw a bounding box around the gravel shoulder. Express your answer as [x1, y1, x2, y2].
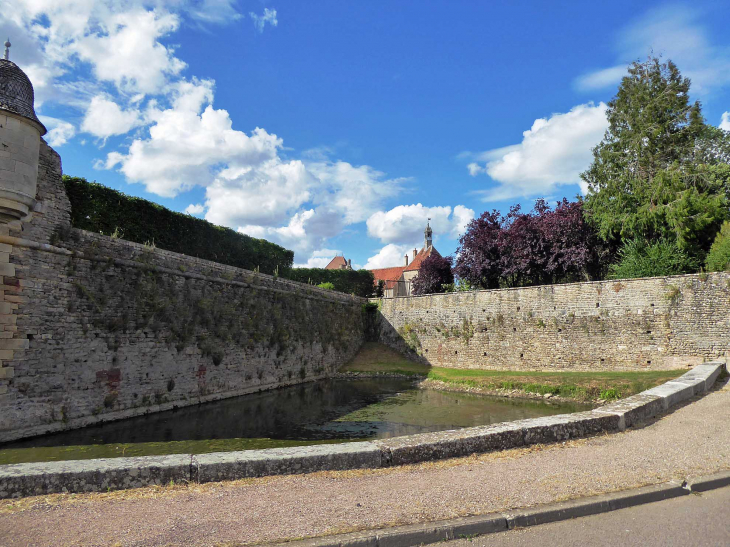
[0, 379, 728, 547]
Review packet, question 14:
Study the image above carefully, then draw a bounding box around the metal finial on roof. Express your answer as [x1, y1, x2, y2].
[3, 39, 10, 61]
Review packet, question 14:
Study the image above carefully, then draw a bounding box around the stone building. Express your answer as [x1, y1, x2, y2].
[324, 255, 352, 270]
[370, 221, 441, 297]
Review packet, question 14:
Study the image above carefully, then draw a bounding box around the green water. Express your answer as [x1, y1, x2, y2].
[0, 378, 591, 465]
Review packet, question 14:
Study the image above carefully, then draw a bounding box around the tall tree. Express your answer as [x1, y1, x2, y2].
[454, 210, 504, 289]
[582, 57, 729, 256]
[411, 255, 454, 295]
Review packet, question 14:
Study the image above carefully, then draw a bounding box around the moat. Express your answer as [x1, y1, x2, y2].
[0, 378, 591, 464]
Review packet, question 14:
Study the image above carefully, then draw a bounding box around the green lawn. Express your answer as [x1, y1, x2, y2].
[341, 343, 685, 401]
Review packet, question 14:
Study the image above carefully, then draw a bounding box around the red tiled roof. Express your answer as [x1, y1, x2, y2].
[404, 246, 441, 272]
[325, 256, 347, 270]
[370, 266, 406, 287]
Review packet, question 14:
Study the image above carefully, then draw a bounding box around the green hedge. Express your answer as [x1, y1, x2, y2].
[285, 268, 375, 297]
[62, 176, 293, 275]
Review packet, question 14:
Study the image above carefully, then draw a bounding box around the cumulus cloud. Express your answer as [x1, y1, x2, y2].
[103, 79, 285, 197]
[238, 208, 345, 257]
[293, 249, 342, 269]
[250, 8, 278, 33]
[574, 5, 730, 95]
[4, 1, 410, 267]
[72, 9, 186, 95]
[81, 96, 143, 139]
[467, 103, 608, 201]
[721, 112, 730, 131]
[39, 116, 76, 147]
[366, 203, 474, 244]
[184, 203, 205, 215]
[363, 244, 417, 270]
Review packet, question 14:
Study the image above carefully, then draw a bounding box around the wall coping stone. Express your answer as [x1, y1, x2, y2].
[370, 271, 726, 302]
[0, 361, 725, 499]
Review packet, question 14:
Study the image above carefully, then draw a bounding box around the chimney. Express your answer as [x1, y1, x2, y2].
[413, 248, 417, 260]
[404, 254, 409, 266]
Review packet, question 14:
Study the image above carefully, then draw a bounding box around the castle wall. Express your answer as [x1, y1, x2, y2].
[377, 273, 730, 371]
[0, 142, 366, 442]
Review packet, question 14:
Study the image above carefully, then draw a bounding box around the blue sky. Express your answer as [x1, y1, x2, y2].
[3, 1, 730, 269]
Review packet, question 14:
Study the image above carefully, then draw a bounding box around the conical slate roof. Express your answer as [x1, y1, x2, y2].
[0, 59, 46, 135]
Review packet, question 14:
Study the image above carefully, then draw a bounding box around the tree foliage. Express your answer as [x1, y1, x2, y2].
[63, 176, 293, 275]
[582, 57, 730, 257]
[706, 221, 730, 272]
[608, 239, 699, 280]
[454, 200, 603, 289]
[284, 268, 375, 297]
[412, 254, 454, 295]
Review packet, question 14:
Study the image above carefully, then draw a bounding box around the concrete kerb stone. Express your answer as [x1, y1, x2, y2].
[686, 470, 730, 493]
[0, 362, 726, 499]
[269, 478, 720, 547]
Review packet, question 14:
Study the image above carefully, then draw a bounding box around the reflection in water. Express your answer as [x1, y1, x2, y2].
[0, 379, 591, 464]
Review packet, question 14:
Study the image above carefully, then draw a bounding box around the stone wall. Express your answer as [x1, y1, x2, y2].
[376, 273, 730, 371]
[0, 141, 367, 442]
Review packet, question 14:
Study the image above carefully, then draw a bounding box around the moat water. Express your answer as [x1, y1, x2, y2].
[0, 378, 591, 464]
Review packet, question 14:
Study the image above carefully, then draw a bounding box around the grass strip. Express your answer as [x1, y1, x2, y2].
[342, 343, 685, 401]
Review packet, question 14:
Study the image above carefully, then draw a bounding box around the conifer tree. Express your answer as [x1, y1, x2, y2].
[582, 57, 729, 256]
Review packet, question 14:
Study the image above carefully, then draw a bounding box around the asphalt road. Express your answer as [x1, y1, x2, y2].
[447, 485, 730, 547]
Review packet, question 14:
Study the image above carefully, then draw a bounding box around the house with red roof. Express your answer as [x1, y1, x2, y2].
[370, 221, 439, 298]
[324, 255, 352, 270]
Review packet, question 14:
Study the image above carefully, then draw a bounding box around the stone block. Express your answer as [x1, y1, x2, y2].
[195, 442, 382, 483]
[643, 381, 696, 410]
[593, 393, 665, 429]
[0, 338, 28, 350]
[375, 422, 525, 466]
[0, 367, 13, 379]
[0, 454, 191, 498]
[0, 350, 14, 360]
[0, 263, 15, 277]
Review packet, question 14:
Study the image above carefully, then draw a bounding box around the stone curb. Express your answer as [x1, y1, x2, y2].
[0, 362, 726, 498]
[686, 470, 730, 493]
[270, 475, 730, 547]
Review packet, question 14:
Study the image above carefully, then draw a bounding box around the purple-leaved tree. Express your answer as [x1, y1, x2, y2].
[454, 200, 604, 289]
[412, 254, 454, 295]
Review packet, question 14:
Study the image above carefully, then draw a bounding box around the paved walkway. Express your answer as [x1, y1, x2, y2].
[1, 379, 728, 547]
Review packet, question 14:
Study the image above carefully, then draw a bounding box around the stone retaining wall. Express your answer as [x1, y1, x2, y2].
[0, 141, 367, 443]
[0, 361, 723, 498]
[376, 274, 730, 371]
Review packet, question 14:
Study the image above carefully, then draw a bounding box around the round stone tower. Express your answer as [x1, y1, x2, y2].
[0, 39, 46, 223]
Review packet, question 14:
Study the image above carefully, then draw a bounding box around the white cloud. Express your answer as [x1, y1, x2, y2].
[81, 96, 142, 139]
[4, 1, 410, 267]
[721, 112, 730, 131]
[363, 244, 416, 270]
[250, 8, 278, 33]
[574, 6, 730, 95]
[39, 116, 76, 147]
[238, 208, 345, 257]
[293, 249, 342, 269]
[574, 65, 628, 92]
[72, 9, 186, 95]
[468, 103, 608, 201]
[103, 78, 285, 197]
[366, 203, 474, 244]
[184, 203, 205, 215]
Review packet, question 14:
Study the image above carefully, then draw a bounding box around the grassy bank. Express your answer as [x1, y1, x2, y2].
[341, 343, 685, 402]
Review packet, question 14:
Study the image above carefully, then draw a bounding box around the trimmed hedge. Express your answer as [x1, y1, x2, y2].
[62, 176, 294, 275]
[285, 268, 375, 297]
